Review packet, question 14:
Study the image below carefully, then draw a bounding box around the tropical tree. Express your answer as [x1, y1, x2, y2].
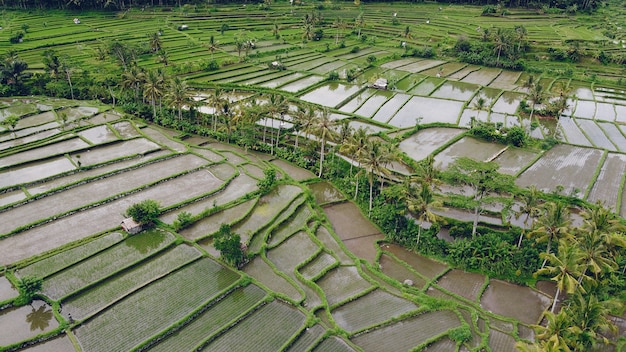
[339, 125, 369, 178]
[527, 81, 545, 121]
[529, 201, 573, 268]
[165, 76, 192, 120]
[574, 230, 616, 283]
[524, 311, 574, 352]
[407, 183, 443, 247]
[148, 32, 162, 53]
[360, 139, 393, 212]
[126, 199, 161, 227]
[445, 157, 514, 237]
[308, 109, 337, 178]
[143, 69, 165, 120]
[121, 66, 145, 102]
[412, 154, 441, 191]
[333, 18, 346, 44]
[354, 12, 365, 40]
[1, 115, 20, 138]
[213, 224, 246, 268]
[536, 240, 587, 313]
[566, 291, 621, 350]
[515, 185, 542, 247]
[42, 49, 61, 78]
[206, 35, 219, 59]
[471, 97, 487, 126]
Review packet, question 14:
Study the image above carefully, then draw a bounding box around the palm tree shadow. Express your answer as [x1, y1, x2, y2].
[26, 304, 53, 331]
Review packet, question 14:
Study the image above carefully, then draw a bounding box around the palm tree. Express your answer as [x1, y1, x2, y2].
[121, 67, 145, 102]
[262, 94, 288, 148]
[354, 13, 365, 40]
[575, 230, 616, 283]
[580, 202, 625, 235]
[536, 240, 587, 313]
[292, 104, 316, 150]
[525, 311, 573, 352]
[412, 155, 441, 191]
[407, 183, 443, 247]
[302, 21, 314, 42]
[528, 201, 573, 268]
[339, 126, 368, 178]
[471, 97, 487, 125]
[515, 25, 527, 53]
[527, 82, 545, 122]
[148, 32, 162, 53]
[493, 29, 508, 67]
[333, 18, 346, 44]
[156, 50, 169, 66]
[515, 185, 541, 247]
[143, 69, 165, 120]
[206, 35, 219, 59]
[566, 291, 620, 350]
[308, 109, 337, 178]
[360, 139, 393, 213]
[165, 77, 192, 120]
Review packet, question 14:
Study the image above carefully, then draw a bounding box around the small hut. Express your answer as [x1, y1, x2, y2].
[372, 78, 388, 90]
[121, 218, 142, 234]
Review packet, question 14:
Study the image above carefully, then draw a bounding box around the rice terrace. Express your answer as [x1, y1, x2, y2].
[0, 0, 626, 350]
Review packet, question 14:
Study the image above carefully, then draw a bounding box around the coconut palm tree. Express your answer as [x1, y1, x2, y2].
[121, 66, 145, 102]
[536, 240, 587, 313]
[566, 291, 621, 350]
[527, 82, 545, 122]
[308, 109, 337, 178]
[292, 104, 316, 150]
[471, 97, 487, 125]
[523, 311, 573, 352]
[339, 126, 368, 178]
[575, 230, 617, 283]
[360, 139, 393, 213]
[165, 77, 192, 120]
[412, 154, 441, 191]
[407, 183, 443, 247]
[143, 69, 165, 120]
[515, 185, 541, 247]
[528, 201, 573, 268]
[354, 13, 365, 40]
[148, 32, 162, 53]
[206, 35, 219, 59]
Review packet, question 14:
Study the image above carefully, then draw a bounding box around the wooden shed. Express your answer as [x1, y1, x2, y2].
[372, 78, 388, 90]
[121, 218, 142, 234]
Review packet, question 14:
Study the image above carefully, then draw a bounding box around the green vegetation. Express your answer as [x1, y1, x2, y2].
[1, 1, 625, 350]
[126, 199, 161, 227]
[14, 276, 42, 305]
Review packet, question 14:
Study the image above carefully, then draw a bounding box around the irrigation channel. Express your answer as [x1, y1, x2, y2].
[1, 73, 626, 351]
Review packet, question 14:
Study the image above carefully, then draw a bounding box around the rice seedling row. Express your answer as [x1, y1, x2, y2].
[383, 243, 449, 279]
[42, 230, 175, 300]
[314, 225, 354, 265]
[0, 276, 18, 302]
[372, 93, 412, 123]
[316, 266, 373, 307]
[73, 258, 239, 352]
[299, 251, 337, 281]
[141, 127, 187, 152]
[63, 244, 203, 320]
[176, 198, 257, 240]
[598, 122, 626, 152]
[0, 165, 228, 266]
[493, 147, 540, 176]
[585, 153, 626, 209]
[266, 201, 312, 248]
[332, 288, 419, 334]
[232, 184, 302, 243]
[576, 119, 618, 150]
[235, 70, 294, 86]
[267, 231, 321, 279]
[279, 75, 326, 93]
[350, 310, 461, 351]
[17, 232, 124, 279]
[488, 329, 518, 352]
[516, 144, 604, 196]
[0, 137, 89, 169]
[0, 153, 209, 235]
[285, 323, 326, 352]
[379, 253, 428, 289]
[198, 300, 306, 352]
[312, 336, 356, 352]
[146, 284, 267, 352]
[17, 335, 75, 352]
[243, 257, 303, 302]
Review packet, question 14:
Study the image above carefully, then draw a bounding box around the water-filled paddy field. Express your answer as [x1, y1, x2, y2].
[2, 50, 626, 351]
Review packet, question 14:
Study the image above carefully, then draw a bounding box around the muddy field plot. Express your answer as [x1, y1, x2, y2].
[516, 144, 604, 196]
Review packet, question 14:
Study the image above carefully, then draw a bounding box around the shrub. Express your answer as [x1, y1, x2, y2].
[327, 70, 339, 80]
[350, 46, 360, 54]
[9, 31, 24, 43]
[482, 5, 497, 15]
[15, 276, 42, 305]
[449, 325, 472, 343]
[506, 126, 528, 147]
[214, 224, 245, 268]
[126, 199, 161, 227]
[173, 211, 193, 231]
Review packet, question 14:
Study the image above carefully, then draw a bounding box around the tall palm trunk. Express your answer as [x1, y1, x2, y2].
[550, 286, 560, 313]
[318, 136, 325, 177]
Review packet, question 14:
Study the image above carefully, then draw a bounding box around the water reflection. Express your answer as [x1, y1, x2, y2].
[26, 302, 53, 331]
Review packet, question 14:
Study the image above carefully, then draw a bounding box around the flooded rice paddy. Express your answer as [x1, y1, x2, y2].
[2, 54, 626, 351]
